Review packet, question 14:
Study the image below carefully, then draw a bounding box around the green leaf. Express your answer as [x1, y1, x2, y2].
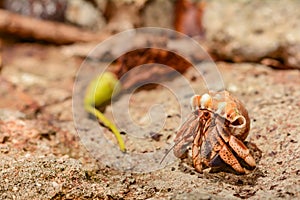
[84, 72, 125, 152]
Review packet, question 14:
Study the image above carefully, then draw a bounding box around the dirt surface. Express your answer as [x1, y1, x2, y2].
[0, 42, 299, 199]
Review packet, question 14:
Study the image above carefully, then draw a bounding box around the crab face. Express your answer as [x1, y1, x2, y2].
[174, 90, 256, 174]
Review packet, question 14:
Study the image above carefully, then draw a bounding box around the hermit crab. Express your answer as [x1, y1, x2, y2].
[173, 90, 256, 174]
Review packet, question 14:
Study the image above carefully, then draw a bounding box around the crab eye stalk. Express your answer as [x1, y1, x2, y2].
[190, 93, 213, 111]
[200, 93, 212, 109]
[190, 95, 201, 111]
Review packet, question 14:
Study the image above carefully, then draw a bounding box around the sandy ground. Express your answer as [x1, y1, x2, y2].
[0, 43, 299, 199]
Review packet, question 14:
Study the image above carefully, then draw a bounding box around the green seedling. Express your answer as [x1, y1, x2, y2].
[84, 71, 126, 152]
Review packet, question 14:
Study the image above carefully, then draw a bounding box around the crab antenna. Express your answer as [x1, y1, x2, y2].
[159, 123, 198, 165]
[159, 141, 179, 165]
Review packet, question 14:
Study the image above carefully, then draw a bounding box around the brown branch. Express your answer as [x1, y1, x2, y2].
[113, 48, 193, 90]
[0, 9, 107, 44]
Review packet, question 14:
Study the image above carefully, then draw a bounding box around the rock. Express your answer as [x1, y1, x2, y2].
[142, 0, 174, 29]
[203, 0, 300, 69]
[3, 0, 67, 22]
[65, 0, 106, 30]
[104, 0, 143, 33]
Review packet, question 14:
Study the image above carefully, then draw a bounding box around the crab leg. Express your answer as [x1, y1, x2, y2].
[192, 128, 204, 173]
[228, 136, 256, 167]
[216, 123, 256, 168]
[174, 114, 200, 158]
[201, 127, 224, 170]
[192, 115, 211, 173]
[219, 143, 245, 174]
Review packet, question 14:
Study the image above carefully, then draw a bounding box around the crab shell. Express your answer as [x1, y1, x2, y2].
[190, 90, 250, 141]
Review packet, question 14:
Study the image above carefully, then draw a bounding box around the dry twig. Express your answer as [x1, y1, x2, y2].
[0, 9, 106, 44]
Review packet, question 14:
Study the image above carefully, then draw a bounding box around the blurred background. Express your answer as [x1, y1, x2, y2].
[1, 0, 300, 68]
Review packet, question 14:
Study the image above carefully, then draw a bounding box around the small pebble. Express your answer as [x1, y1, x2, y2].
[149, 132, 163, 141]
[12, 186, 18, 192]
[36, 182, 42, 187]
[52, 181, 61, 191]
